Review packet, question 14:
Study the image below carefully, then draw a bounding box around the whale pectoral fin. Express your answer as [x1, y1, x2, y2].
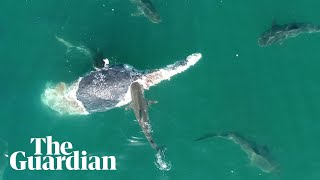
[131, 10, 143, 17]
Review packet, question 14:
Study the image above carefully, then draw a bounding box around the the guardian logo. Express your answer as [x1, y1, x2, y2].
[9, 136, 116, 171]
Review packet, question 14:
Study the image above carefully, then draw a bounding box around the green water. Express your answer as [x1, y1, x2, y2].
[1, 0, 320, 179]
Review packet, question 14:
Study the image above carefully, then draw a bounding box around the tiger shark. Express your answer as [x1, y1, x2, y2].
[196, 132, 279, 173]
[130, 0, 161, 23]
[258, 22, 320, 47]
[130, 82, 160, 151]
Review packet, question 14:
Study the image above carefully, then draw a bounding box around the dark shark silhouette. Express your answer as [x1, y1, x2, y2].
[258, 22, 320, 47]
[130, 0, 161, 23]
[196, 132, 279, 173]
[130, 82, 161, 150]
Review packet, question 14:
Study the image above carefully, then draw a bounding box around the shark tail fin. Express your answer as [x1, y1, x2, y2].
[155, 145, 166, 153]
[194, 133, 220, 142]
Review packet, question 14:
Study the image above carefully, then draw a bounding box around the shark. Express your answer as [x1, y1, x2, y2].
[196, 132, 279, 173]
[130, 0, 161, 23]
[258, 22, 320, 47]
[55, 35, 92, 57]
[130, 82, 160, 150]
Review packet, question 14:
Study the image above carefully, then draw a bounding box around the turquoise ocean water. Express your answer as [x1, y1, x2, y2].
[1, 0, 320, 179]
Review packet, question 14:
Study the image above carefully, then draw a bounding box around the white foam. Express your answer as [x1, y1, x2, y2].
[155, 148, 172, 171]
[43, 53, 202, 114]
[103, 58, 110, 67]
[116, 53, 202, 108]
[41, 78, 89, 115]
[137, 53, 202, 89]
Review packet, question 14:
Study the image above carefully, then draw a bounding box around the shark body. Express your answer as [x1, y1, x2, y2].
[130, 82, 160, 150]
[196, 132, 279, 173]
[130, 0, 161, 23]
[258, 22, 320, 47]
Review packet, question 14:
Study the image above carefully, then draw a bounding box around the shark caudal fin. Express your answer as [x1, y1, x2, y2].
[155, 145, 166, 152]
[194, 132, 234, 142]
[194, 133, 221, 141]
